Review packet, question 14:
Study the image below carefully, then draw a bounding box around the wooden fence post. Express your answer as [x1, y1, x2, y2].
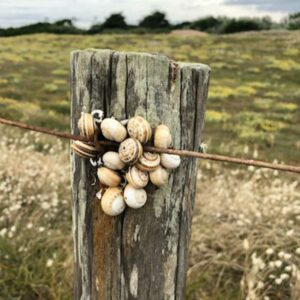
[70, 49, 210, 300]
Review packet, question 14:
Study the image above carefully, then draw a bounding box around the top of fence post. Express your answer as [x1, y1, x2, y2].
[70, 49, 210, 300]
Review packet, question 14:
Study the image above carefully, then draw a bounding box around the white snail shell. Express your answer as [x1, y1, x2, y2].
[124, 184, 147, 209]
[97, 167, 122, 187]
[100, 118, 127, 142]
[125, 166, 149, 189]
[127, 116, 152, 144]
[101, 187, 125, 216]
[119, 138, 143, 165]
[136, 152, 160, 172]
[102, 151, 125, 170]
[71, 140, 98, 158]
[149, 166, 169, 187]
[154, 124, 172, 148]
[78, 113, 96, 141]
[160, 153, 181, 169]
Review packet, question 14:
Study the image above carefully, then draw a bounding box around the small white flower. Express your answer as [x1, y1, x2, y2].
[264, 297, 270, 300]
[237, 220, 244, 226]
[27, 223, 33, 229]
[257, 281, 264, 289]
[243, 239, 249, 250]
[285, 266, 292, 272]
[284, 253, 292, 260]
[0, 228, 7, 237]
[275, 260, 282, 268]
[248, 166, 255, 172]
[278, 251, 285, 258]
[286, 230, 294, 237]
[46, 259, 53, 267]
[266, 248, 274, 255]
[295, 248, 300, 255]
[275, 278, 282, 285]
[41, 202, 50, 210]
[280, 273, 289, 280]
[39, 227, 45, 232]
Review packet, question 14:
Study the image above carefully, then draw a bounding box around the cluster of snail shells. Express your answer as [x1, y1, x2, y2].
[72, 113, 181, 217]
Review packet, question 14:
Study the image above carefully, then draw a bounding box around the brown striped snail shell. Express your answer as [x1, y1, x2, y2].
[149, 166, 169, 187]
[154, 124, 172, 148]
[71, 140, 98, 158]
[125, 166, 149, 189]
[100, 118, 127, 142]
[160, 153, 181, 169]
[127, 116, 152, 144]
[97, 167, 122, 187]
[102, 151, 125, 170]
[119, 138, 143, 165]
[78, 113, 96, 141]
[101, 187, 126, 216]
[124, 184, 147, 209]
[136, 152, 160, 172]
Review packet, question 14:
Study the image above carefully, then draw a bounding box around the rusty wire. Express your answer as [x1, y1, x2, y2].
[0, 117, 299, 174]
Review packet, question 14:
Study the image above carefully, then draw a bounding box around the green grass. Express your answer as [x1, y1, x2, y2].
[0, 31, 299, 163]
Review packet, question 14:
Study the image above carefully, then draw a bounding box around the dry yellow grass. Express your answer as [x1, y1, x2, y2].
[188, 162, 300, 300]
[0, 126, 299, 299]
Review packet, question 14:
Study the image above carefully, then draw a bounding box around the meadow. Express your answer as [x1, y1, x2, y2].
[0, 31, 299, 299]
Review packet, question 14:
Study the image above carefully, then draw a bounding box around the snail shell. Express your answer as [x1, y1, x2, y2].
[97, 167, 122, 187]
[149, 166, 169, 187]
[100, 118, 127, 142]
[160, 153, 181, 169]
[125, 166, 149, 189]
[78, 113, 96, 141]
[124, 184, 147, 209]
[101, 187, 126, 216]
[119, 138, 143, 165]
[154, 124, 172, 148]
[71, 140, 98, 158]
[136, 152, 160, 172]
[127, 116, 152, 144]
[102, 151, 125, 170]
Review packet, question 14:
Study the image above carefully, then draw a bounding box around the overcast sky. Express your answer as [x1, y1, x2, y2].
[0, 0, 299, 28]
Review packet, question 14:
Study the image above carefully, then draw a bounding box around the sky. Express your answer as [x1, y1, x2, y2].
[0, 0, 299, 29]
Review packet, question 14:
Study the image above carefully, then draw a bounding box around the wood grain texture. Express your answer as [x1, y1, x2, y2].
[70, 49, 210, 300]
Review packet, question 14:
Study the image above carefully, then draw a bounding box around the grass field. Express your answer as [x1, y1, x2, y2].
[0, 31, 300, 299]
[0, 31, 299, 162]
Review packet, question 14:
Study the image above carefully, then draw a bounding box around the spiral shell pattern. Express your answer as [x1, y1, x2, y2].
[136, 152, 160, 172]
[126, 166, 149, 189]
[78, 113, 96, 141]
[101, 187, 126, 216]
[71, 141, 98, 158]
[127, 116, 152, 144]
[119, 138, 143, 165]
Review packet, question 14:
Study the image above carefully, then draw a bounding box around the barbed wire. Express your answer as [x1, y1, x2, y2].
[0, 117, 299, 174]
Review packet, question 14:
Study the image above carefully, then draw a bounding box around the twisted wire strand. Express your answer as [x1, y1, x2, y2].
[0, 117, 299, 174]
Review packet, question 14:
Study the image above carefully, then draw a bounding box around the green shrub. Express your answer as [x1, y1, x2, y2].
[139, 11, 170, 29]
[287, 12, 300, 30]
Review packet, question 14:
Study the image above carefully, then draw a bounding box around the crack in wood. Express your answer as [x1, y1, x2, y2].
[71, 49, 210, 300]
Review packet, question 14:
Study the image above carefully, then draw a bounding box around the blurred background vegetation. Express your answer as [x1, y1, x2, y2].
[0, 11, 300, 36]
[0, 7, 300, 300]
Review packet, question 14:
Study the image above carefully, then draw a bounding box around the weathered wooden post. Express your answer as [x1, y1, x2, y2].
[71, 49, 210, 300]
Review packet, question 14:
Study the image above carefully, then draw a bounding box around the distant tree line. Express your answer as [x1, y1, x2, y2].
[0, 11, 299, 37]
